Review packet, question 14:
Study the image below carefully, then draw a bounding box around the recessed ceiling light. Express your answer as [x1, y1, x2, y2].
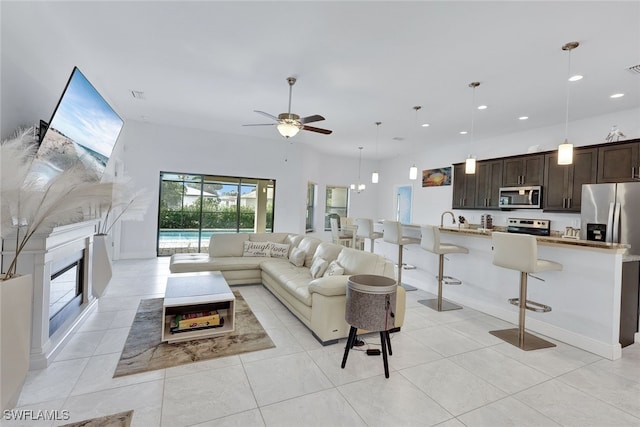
[459, 131, 468, 135]
[568, 75, 583, 82]
[519, 116, 529, 120]
[610, 93, 624, 98]
[421, 123, 430, 127]
[477, 105, 488, 110]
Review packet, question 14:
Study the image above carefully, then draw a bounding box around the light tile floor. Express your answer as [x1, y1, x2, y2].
[5, 257, 640, 427]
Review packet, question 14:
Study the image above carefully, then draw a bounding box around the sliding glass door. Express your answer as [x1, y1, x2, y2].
[158, 172, 275, 256]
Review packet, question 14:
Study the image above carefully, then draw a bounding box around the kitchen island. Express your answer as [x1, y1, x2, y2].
[372, 222, 635, 360]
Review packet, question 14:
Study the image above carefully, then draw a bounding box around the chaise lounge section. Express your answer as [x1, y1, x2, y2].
[169, 232, 406, 344]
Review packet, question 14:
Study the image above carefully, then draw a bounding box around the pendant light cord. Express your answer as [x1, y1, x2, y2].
[564, 49, 572, 142]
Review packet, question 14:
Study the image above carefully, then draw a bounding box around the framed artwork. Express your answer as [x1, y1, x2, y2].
[422, 167, 452, 187]
[395, 185, 413, 224]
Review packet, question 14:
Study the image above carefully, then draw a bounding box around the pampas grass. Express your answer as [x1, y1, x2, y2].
[1, 126, 114, 279]
[99, 177, 151, 236]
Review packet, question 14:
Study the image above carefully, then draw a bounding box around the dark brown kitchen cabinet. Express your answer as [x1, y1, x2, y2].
[502, 154, 544, 186]
[543, 147, 597, 212]
[475, 159, 503, 209]
[452, 163, 476, 209]
[597, 141, 640, 183]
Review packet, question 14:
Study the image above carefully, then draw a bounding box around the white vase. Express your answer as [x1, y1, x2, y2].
[1, 273, 33, 410]
[92, 234, 113, 298]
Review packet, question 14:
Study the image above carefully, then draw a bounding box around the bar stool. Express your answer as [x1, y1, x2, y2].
[383, 220, 420, 291]
[355, 218, 383, 253]
[490, 231, 561, 350]
[418, 225, 468, 311]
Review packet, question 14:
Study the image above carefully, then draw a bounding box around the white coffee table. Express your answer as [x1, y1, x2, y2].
[161, 271, 236, 343]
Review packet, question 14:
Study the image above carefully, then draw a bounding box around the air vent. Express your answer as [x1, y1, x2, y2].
[131, 90, 146, 100]
[392, 137, 405, 141]
[627, 64, 640, 74]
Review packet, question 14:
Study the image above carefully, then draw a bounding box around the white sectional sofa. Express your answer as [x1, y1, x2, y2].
[169, 232, 406, 345]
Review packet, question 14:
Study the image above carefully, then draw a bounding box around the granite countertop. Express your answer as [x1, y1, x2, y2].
[439, 226, 630, 252]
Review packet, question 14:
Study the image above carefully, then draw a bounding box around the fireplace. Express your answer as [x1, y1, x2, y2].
[48, 250, 85, 337]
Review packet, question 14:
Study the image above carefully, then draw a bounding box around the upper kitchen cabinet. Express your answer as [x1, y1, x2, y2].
[475, 159, 503, 209]
[502, 154, 544, 186]
[452, 163, 476, 209]
[544, 147, 597, 212]
[597, 139, 640, 183]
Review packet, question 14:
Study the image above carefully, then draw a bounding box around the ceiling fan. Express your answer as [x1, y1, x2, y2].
[244, 77, 332, 138]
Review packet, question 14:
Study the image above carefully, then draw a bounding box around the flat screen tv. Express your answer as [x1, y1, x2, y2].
[30, 67, 124, 185]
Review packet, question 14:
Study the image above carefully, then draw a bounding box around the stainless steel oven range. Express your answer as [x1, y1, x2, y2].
[506, 218, 551, 236]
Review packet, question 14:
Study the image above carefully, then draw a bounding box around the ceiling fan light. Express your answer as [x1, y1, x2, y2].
[358, 183, 366, 191]
[277, 122, 300, 138]
[558, 141, 573, 165]
[371, 171, 379, 184]
[409, 164, 418, 180]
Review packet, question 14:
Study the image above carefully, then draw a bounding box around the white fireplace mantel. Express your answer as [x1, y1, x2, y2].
[1, 220, 99, 368]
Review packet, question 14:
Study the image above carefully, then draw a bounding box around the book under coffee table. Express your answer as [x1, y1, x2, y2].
[162, 271, 236, 343]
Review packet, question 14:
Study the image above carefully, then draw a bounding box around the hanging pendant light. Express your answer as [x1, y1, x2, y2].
[351, 147, 366, 193]
[558, 41, 579, 165]
[465, 82, 480, 174]
[371, 121, 381, 183]
[409, 106, 421, 180]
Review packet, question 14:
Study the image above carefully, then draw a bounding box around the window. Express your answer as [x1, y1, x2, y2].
[158, 172, 275, 256]
[324, 185, 349, 231]
[306, 182, 316, 233]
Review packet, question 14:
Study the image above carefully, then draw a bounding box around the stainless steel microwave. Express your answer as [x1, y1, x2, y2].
[498, 186, 542, 209]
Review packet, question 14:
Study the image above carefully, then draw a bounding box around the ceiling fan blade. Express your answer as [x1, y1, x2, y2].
[253, 110, 279, 121]
[302, 125, 332, 135]
[242, 123, 276, 127]
[300, 114, 325, 124]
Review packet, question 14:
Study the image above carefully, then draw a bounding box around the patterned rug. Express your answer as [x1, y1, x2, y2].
[114, 291, 274, 377]
[61, 410, 133, 427]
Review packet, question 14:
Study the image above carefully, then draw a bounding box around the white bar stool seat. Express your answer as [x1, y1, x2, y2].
[355, 218, 383, 252]
[419, 225, 468, 311]
[383, 220, 420, 291]
[490, 231, 562, 350]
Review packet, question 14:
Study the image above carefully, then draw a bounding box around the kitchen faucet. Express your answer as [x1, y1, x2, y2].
[440, 211, 456, 227]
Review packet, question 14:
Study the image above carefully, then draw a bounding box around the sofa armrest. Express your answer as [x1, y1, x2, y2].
[308, 275, 349, 297]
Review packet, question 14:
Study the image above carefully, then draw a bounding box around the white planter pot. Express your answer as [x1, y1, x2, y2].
[92, 234, 113, 298]
[1, 273, 33, 410]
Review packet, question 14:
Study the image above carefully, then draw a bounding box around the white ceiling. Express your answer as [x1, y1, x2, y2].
[2, 1, 640, 160]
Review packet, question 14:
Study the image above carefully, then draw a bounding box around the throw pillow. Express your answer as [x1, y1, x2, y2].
[270, 242, 290, 259]
[288, 247, 305, 267]
[242, 241, 271, 257]
[310, 257, 328, 279]
[323, 260, 345, 277]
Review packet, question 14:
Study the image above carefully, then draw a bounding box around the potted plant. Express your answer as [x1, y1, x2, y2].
[0, 126, 113, 410]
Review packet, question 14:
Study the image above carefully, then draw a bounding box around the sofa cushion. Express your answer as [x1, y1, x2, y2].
[286, 234, 304, 249]
[312, 242, 344, 266]
[297, 237, 322, 268]
[269, 242, 290, 259]
[261, 260, 313, 306]
[243, 241, 271, 257]
[209, 233, 249, 257]
[337, 247, 387, 275]
[249, 232, 290, 243]
[309, 275, 349, 297]
[289, 247, 305, 267]
[324, 260, 345, 276]
[310, 257, 328, 278]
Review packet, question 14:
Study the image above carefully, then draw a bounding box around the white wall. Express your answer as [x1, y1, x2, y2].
[114, 121, 379, 258]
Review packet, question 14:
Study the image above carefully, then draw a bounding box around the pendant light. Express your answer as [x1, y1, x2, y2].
[409, 106, 421, 180]
[558, 41, 579, 165]
[371, 122, 381, 183]
[465, 82, 480, 174]
[351, 147, 366, 193]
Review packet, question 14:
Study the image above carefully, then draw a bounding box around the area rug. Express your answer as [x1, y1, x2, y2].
[60, 410, 133, 427]
[113, 291, 274, 377]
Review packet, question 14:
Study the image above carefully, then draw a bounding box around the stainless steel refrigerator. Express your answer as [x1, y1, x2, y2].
[581, 182, 640, 256]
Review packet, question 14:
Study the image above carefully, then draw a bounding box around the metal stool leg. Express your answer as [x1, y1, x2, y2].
[380, 331, 390, 378]
[489, 272, 556, 350]
[341, 326, 358, 369]
[419, 254, 462, 311]
[396, 244, 417, 291]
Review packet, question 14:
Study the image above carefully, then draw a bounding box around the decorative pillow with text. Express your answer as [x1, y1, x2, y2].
[242, 241, 271, 257]
[269, 242, 290, 259]
[323, 260, 345, 277]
